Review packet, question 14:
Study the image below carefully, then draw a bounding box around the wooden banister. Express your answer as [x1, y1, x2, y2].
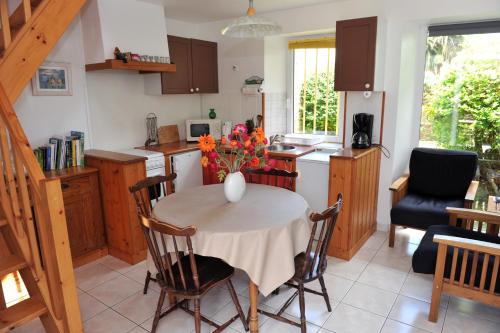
[0, 0, 87, 331]
[0, 0, 11, 49]
[0, 0, 87, 104]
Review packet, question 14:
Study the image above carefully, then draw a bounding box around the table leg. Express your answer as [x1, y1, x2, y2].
[168, 294, 177, 305]
[248, 281, 259, 333]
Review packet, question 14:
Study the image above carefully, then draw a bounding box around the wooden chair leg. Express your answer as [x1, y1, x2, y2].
[318, 276, 332, 311]
[429, 244, 446, 322]
[152, 289, 166, 333]
[389, 224, 396, 247]
[227, 280, 249, 331]
[298, 283, 306, 333]
[144, 270, 152, 294]
[194, 299, 201, 333]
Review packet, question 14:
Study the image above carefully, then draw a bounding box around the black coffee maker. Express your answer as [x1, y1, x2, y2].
[352, 113, 374, 149]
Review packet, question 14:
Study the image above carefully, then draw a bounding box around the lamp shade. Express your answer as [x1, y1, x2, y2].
[221, 15, 282, 38]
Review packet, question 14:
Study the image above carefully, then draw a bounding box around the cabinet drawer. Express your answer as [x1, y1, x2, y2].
[61, 175, 94, 199]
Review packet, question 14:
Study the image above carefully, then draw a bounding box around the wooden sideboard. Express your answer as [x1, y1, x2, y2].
[85, 150, 148, 264]
[327, 147, 381, 259]
[45, 167, 107, 267]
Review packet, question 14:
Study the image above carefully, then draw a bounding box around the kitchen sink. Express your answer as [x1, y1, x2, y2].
[267, 145, 296, 152]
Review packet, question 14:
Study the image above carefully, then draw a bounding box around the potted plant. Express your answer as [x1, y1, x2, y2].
[198, 124, 275, 202]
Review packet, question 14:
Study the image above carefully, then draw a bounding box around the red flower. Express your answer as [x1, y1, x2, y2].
[209, 151, 219, 159]
[250, 157, 260, 167]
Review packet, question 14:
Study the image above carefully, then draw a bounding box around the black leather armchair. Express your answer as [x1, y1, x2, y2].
[389, 148, 478, 247]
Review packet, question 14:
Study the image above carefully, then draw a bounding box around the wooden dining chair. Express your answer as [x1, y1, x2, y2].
[245, 168, 298, 191]
[129, 173, 177, 294]
[139, 214, 249, 333]
[258, 193, 343, 333]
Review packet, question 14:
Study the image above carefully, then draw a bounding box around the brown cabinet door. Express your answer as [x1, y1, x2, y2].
[334, 16, 377, 91]
[62, 174, 106, 258]
[162, 35, 193, 94]
[191, 39, 219, 93]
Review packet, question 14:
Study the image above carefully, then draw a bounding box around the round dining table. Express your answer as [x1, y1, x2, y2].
[152, 183, 312, 332]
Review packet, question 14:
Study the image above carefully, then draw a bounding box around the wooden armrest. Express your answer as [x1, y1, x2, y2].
[446, 207, 500, 225]
[464, 180, 479, 203]
[389, 175, 409, 192]
[433, 235, 500, 256]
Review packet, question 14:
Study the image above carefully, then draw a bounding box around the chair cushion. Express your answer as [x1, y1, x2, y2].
[156, 254, 234, 295]
[390, 194, 463, 229]
[408, 148, 477, 198]
[412, 225, 500, 293]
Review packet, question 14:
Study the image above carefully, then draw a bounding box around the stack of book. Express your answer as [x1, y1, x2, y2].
[34, 131, 85, 171]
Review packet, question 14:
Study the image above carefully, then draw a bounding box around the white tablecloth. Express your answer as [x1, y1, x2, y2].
[151, 183, 312, 296]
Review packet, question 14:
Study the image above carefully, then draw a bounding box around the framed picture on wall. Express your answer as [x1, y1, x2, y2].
[32, 62, 72, 96]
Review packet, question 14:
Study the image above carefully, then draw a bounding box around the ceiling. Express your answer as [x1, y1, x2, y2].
[140, 0, 344, 23]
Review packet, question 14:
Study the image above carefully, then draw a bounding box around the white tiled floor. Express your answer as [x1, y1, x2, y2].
[12, 228, 500, 333]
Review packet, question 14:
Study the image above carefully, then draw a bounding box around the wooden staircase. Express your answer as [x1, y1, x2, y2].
[0, 0, 87, 332]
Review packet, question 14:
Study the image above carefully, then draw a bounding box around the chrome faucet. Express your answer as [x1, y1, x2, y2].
[269, 134, 284, 146]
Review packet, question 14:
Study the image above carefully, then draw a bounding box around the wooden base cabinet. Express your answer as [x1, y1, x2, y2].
[45, 167, 107, 267]
[85, 150, 148, 264]
[327, 147, 381, 260]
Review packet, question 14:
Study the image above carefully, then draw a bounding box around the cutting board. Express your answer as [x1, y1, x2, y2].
[158, 125, 180, 144]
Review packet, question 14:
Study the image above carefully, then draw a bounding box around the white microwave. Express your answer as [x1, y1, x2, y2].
[186, 119, 221, 142]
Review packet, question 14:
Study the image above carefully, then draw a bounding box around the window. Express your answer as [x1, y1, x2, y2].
[419, 21, 500, 208]
[290, 37, 340, 140]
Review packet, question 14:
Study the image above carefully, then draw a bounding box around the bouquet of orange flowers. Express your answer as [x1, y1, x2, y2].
[198, 124, 276, 182]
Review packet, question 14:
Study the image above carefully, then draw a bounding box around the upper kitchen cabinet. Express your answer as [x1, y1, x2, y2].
[334, 16, 378, 91]
[161, 36, 193, 94]
[161, 35, 219, 94]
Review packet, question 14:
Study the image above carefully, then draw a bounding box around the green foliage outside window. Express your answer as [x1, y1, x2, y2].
[421, 35, 500, 203]
[297, 72, 338, 135]
[422, 60, 500, 158]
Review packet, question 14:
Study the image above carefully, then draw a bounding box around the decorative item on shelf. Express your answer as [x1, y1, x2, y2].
[114, 47, 128, 63]
[221, 0, 282, 38]
[140, 55, 148, 62]
[145, 113, 158, 147]
[245, 75, 264, 85]
[32, 62, 72, 96]
[198, 124, 275, 202]
[209, 108, 217, 119]
[131, 53, 141, 61]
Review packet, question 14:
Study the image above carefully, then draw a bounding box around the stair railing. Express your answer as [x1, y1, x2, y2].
[0, 80, 83, 332]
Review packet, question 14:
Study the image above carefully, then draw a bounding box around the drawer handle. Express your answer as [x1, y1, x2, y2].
[61, 182, 70, 190]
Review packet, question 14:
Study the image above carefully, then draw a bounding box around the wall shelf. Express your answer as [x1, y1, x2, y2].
[85, 59, 176, 73]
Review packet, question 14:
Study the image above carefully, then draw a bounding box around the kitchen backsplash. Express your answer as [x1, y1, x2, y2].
[265, 92, 287, 137]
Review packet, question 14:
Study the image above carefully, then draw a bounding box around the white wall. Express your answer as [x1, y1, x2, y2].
[81, 0, 169, 64]
[86, 71, 201, 150]
[15, 18, 92, 149]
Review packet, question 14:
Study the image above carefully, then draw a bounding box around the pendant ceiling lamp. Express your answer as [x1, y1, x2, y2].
[221, 0, 282, 38]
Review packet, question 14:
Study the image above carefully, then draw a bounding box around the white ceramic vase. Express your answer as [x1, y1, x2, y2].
[224, 171, 246, 203]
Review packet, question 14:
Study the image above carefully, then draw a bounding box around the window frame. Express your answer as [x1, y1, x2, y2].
[286, 38, 344, 143]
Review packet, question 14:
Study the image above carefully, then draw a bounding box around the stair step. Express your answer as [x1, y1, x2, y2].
[0, 296, 47, 331]
[0, 255, 27, 277]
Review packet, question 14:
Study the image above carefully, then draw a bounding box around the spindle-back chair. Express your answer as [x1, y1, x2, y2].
[139, 215, 249, 333]
[258, 193, 343, 333]
[129, 174, 177, 293]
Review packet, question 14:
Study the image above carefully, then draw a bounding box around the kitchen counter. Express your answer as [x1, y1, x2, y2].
[137, 141, 199, 156]
[85, 149, 147, 164]
[138, 140, 316, 159]
[329, 146, 380, 160]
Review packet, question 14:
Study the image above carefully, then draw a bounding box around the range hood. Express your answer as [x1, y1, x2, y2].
[81, 0, 170, 65]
